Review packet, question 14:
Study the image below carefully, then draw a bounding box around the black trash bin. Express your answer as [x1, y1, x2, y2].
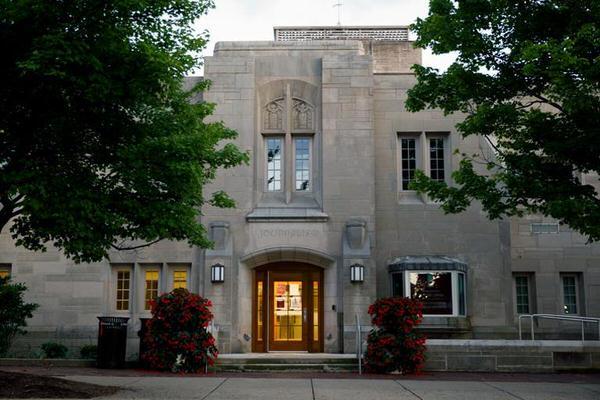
[97, 316, 129, 369]
[138, 318, 151, 367]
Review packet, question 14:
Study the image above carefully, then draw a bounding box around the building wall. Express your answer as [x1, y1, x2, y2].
[1, 36, 599, 357]
[372, 73, 513, 337]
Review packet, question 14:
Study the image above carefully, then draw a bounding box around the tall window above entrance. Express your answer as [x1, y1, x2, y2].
[261, 90, 315, 197]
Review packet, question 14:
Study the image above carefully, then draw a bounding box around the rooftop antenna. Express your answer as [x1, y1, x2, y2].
[333, 1, 343, 26]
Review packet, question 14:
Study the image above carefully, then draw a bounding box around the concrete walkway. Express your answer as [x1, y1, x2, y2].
[61, 375, 600, 400]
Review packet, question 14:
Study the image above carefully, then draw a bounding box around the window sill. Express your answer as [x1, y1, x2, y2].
[397, 191, 424, 204]
[246, 207, 329, 222]
[418, 315, 471, 330]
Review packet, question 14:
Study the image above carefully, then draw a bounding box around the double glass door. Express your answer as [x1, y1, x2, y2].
[253, 264, 322, 352]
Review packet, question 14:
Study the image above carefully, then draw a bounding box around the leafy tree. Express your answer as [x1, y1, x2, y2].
[0, 277, 39, 357]
[407, 1, 600, 240]
[0, 0, 248, 262]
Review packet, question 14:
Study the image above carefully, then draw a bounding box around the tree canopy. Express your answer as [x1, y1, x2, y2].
[0, 0, 248, 262]
[407, 0, 600, 240]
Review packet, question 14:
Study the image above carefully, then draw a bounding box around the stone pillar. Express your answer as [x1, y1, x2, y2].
[204, 221, 233, 353]
[342, 219, 376, 353]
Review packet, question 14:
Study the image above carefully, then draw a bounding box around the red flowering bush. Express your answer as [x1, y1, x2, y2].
[364, 297, 426, 374]
[142, 289, 217, 373]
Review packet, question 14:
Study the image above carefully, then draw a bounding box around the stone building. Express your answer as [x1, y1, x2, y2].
[2, 26, 599, 357]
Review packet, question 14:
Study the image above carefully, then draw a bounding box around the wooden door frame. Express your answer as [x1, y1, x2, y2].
[252, 263, 324, 352]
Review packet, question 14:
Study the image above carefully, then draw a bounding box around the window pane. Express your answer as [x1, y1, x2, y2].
[273, 281, 302, 341]
[429, 138, 445, 182]
[458, 273, 466, 315]
[266, 138, 283, 191]
[145, 270, 159, 310]
[409, 272, 453, 315]
[0, 270, 10, 279]
[116, 270, 130, 311]
[391, 273, 404, 297]
[401, 138, 416, 190]
[313, 281, 319, 342]
[562, 276, 578, 314]
[173, 270, 187, 289]
[257, 281, 263, 341]
[515, 276, 530, 314]
[295, 138, 311, 191]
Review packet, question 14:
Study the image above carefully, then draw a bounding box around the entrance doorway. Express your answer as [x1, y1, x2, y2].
[252, 263, 323, 352]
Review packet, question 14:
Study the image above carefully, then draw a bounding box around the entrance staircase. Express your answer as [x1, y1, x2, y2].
[215, 353, 358, 372]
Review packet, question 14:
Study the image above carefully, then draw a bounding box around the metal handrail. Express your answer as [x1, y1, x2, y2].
[518, 313, 600, 341]
[355, 314, 363, 375]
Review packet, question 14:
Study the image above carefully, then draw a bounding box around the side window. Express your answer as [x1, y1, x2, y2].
[173, 270, 188, 289]
[428, 137, 446, 183]
[144, 270, 160, 311]
[111, 264, 133, 312]
[390, 270, 466, 316]
[170, 265, 191, 290]
[561, 273, 581, 315]
[398, 132, 450, 195]
[116, 270, 131, 311]
[513, 273, 534, 314]
[0, 264, 11, 280]
[400, 137, 418, 191]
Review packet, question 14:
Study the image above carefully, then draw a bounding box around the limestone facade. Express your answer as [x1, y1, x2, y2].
[1, 26, 599, 357]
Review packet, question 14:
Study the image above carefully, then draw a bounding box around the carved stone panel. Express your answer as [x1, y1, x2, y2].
[292, 99, 314, 131]
[263, 99, 284, 131]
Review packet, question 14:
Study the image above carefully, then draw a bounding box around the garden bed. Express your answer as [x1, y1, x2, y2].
[0, 370, 118, 399]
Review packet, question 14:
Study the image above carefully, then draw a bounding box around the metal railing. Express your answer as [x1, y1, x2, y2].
[518, 313, 600, 341]
[355, 314, 363, 375]
[206, 320, 218, 374]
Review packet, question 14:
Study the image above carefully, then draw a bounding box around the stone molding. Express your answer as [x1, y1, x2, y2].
[240, 246, 334, 268]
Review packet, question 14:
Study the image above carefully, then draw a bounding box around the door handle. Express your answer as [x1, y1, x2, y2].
[303, 308, 307, 323]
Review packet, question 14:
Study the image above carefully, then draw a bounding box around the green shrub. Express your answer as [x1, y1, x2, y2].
[80, 344, 97, 359]
[41, 342, 68, 359]
[0, 277, 39, 357]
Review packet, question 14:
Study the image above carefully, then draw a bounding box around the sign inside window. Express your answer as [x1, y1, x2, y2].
[409, 272, 453, 315]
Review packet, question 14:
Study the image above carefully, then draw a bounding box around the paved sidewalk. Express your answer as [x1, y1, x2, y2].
[60, 375, 600, 400]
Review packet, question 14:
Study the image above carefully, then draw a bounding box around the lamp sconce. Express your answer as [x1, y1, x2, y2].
[350, 263, 364, 283]
[211, 263, 225, 283]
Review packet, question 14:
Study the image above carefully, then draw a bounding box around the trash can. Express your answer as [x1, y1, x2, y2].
[97, 316, 129, 369]
[138, 318, 151, 367]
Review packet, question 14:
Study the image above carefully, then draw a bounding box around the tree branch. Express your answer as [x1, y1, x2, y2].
[529, 92, 564, 113]
[111, 238, 162, 251]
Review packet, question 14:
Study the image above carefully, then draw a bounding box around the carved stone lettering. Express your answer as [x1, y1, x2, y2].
[256, 229, 320, 240]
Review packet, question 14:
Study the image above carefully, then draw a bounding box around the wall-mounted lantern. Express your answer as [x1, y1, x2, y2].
[350, 263, 364, 283]
[211, 263, 225, 283]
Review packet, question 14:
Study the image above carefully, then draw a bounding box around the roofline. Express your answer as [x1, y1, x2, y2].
[274, 25, 410, 30]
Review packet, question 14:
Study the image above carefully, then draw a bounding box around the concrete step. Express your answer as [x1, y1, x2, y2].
[215, 353, 359, 372]
[217, 358, 357, 365]
[216, 363, 358, 372]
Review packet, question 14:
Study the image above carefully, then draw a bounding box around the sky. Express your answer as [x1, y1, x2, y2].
[194, 0, 456, 73]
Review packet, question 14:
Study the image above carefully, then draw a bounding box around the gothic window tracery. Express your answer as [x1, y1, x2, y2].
[292, 99, 314, 131]
[263, 99, 284, 131]
[261, 94, 316, 193]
